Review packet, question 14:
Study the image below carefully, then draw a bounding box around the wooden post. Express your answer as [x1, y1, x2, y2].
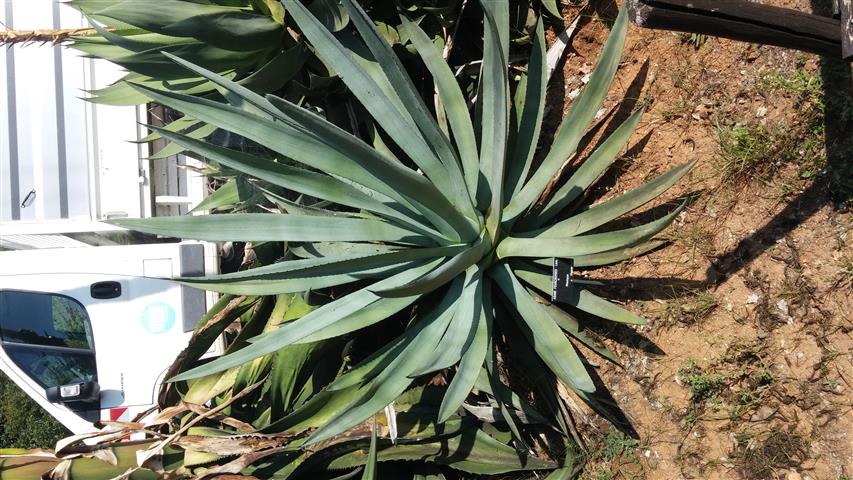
[841, 0, 853, 60]
[627, 0, 846, 60]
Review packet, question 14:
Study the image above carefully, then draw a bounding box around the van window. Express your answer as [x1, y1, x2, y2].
[0, 291, 94, 350]
[0, 291, 97, 390]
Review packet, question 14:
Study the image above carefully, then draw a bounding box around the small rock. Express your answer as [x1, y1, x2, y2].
[568, 88, 580, 100]
[756, 105, 767, 117]
[786, 471, 803, 480]
[750, 405, 775, 422]
[747, 293, 762, 304]
[776, 299, 789, 315]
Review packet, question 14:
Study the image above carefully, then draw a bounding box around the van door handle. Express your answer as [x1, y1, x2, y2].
[91, 281, 121, 299]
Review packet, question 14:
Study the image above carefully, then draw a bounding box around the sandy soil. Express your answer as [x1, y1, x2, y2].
[545, 1, 853, 479]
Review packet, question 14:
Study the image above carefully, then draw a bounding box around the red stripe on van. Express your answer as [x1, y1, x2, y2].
[109, 407, 128, 421]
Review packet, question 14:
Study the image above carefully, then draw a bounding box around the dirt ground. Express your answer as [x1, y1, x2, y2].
[547, 1, 853, 479]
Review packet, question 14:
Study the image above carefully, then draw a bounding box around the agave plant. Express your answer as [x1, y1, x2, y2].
[63, 0, 309, 158]
[62, 0, 490, 159]
[66, 0, 300, 101]
[111, 0, 690, 457]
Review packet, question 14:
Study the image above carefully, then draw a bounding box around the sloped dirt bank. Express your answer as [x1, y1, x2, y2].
[549, 1, 852, 478]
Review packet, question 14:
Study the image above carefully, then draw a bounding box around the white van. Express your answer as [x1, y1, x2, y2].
[0, 242, 220, 434]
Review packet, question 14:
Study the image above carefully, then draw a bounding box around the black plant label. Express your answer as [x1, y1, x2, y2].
[551, 258, 576, 303]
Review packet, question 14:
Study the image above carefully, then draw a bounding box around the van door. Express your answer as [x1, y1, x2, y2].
[0, 290, 100, 432]
[0, 242, 219, 434]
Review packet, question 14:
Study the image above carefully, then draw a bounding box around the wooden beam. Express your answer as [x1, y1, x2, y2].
[841, 0, 853, 60]
[628, 0, 845, 60]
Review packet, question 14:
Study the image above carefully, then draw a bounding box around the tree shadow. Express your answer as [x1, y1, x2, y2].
[587, 276, 707, 301]
[705, 0, 852, 286]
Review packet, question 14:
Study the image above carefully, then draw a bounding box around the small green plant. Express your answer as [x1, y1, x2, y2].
[760, 69, 824, 108]
[717, 123, 775, 178]
[678, 342, 778, 428]
[679, 360, 726, 402]
[581, 427, 644, 480]
[834, 255, 853, 288]
[677, 32, 707, 49]
[822, 378, 840, 390]
[714, 67, 828, 184]
[735, 367, 774, 407]
[602, 428, 640, 461]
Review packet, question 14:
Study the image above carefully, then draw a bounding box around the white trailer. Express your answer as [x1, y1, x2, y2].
[0, 0, 207, 249]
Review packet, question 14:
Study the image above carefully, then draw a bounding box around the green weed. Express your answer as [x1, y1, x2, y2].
[760, 69, 823, 108]
[715, 68, 827, 183]
[834, 256, 853, 288]
[602, 428, 640, 461]
[716, 123, 775, 178]
[678, 343, 778, 426]
[679, 360, 726, 402]
[581, 427, 644, 480]
[676, 32, 707, 49]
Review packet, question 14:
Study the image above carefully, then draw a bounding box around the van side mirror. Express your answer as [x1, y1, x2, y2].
[46, 381, 100, 404]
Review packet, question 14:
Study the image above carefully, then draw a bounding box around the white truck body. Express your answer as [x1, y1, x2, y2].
[1, 0, 207, 248]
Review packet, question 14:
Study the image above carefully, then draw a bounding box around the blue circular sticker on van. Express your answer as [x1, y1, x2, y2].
[141, 302, 176, 334]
